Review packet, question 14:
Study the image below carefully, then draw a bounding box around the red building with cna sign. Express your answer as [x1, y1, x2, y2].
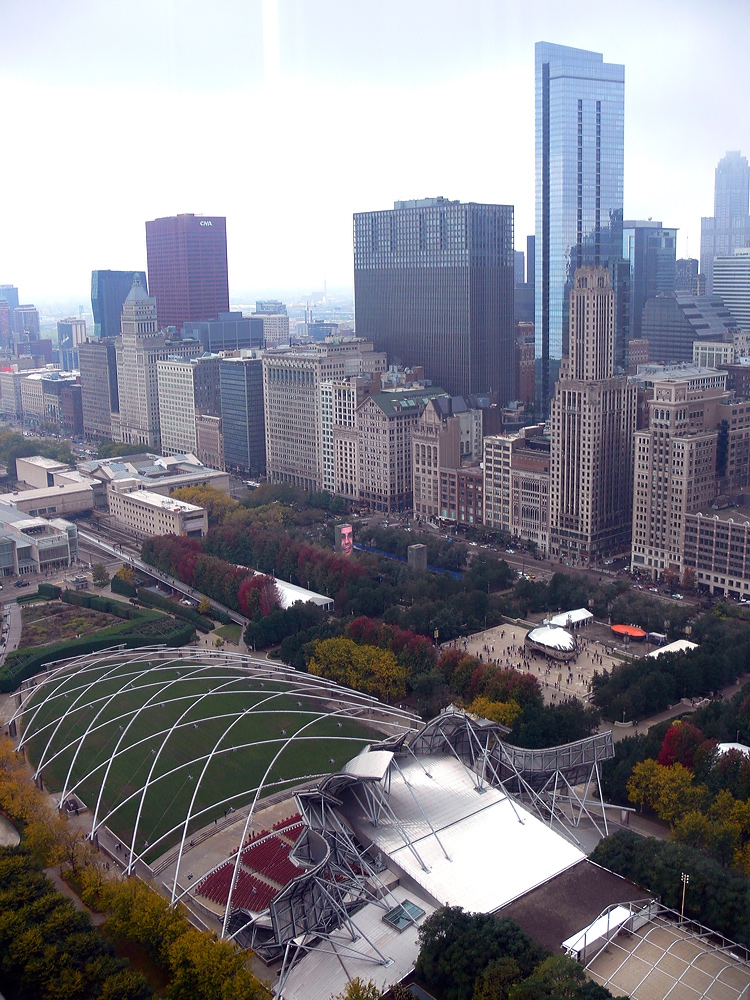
[145, 214, 229, 329]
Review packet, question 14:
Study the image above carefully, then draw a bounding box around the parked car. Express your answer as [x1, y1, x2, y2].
[14, 580, 29, 588]
[648, 587, 658, 592]
[671, 593, 684, 600]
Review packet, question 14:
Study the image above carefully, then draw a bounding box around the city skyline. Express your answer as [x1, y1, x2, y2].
[2, 0, 749, 301]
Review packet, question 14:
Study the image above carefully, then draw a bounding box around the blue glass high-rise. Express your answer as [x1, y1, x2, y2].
[535, 42, 624, 408]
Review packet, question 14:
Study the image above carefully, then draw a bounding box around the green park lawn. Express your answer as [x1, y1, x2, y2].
[25, 658, 381, 862]
[215, 623, 242, 644]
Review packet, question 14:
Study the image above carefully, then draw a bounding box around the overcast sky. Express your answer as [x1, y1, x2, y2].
[2, 0, 749, 305]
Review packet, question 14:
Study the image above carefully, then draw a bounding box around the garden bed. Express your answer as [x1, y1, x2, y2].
[20, 601, 122, 647]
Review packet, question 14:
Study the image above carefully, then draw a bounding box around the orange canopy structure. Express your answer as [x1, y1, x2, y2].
[611, 624, 647, 640]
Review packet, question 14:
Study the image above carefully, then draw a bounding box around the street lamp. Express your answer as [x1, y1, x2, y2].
[680, 872, 690, 919]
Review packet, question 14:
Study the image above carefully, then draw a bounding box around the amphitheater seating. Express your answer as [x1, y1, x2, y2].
[197, 821, 306, 913]
[242, 833, 301, 885]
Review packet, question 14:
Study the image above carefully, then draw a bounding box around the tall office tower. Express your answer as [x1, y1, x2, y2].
[13, 305, 40, 339]
[145, 214, 229, 329]
[619, 221, 677, 346]
[712, 248, 750, 333]
[156, 353, 221, 457]
[219, 356, 265, 477]
[535, 43, 625, 408]
[514, 251, 525, 286]
[675, 258, 701, 295]
[630, 367, 738, 581]
[91, 271, 148, 339]
[79, 339, 119, 440]
[0, 285, 19, 315]
[57, 317, 87, 371]
[549, 267, 636, 564]
[263, 340, 387, 491]
[0, 301, 11, 344]
[701, 152, 750, 293]
[115, 276, 201, 450]
[353, 198, 515, 401]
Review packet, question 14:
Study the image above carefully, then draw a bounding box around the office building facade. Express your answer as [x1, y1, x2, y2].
[701, 151, 750, 293]
[630, 369, 750, 581]
[91, 271, 148, 339]
[354, 198, 515, 401]
[549, 267, 636, 564]
[79, 340, 119, 441]
[535, 42, 624, 406]
[219, 356, 265, 477]
[483, 424, 551, 554]
[412, 396, 482, 520]
[115, 277, 201, 450]
[182, 312, 264, 353]
[620, 221, 677, 345]
[13, 305, 40, 339]
[712, 248, 750, 333]
[263, 341, 386, 492]
[156, 353, 221, 457]
[145, 213, 229, 329]
[641, 294, 739, 363]
[57, 317, 87, 371]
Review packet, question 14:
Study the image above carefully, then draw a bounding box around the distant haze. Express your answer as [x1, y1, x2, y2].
[2, 0, 748, 303]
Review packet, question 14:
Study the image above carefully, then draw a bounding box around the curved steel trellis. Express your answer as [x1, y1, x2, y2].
[15, 650, 419, 894]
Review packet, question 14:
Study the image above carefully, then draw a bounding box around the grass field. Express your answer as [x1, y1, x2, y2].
[215, 623, 242, 643]
[24, 658, 383, 862]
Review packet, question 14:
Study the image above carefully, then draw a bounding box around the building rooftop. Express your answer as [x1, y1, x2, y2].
[368, 389, 448, 416]
[18, 456, 71, 472]
[498, 859, 645, 954]
[112, 489, 204, 514]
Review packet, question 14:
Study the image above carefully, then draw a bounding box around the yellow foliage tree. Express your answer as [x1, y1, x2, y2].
[467, 696, 522, 727]
[308, 638, 407, 703]
[627, 759, 708, 825]
[172, 485, 238, 526]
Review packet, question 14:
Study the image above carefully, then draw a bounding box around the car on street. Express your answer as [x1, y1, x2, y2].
[14, 580, 29, 588]
[648, 587, 658, 592]
[671, 593, 684, 600]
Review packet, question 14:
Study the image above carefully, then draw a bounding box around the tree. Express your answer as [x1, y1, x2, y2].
[115, 566, 136, 585]
[415, 908, 544, 1000]
[92, 562, 110, 587]
[627, 759, 708, 824]
[198, 597, 212, 616]
[473, 956, 522, 1000]
[331, 979, 383, 1000]
[657, 720, 706, 769]
[507, 956, 613, 998]
[468, 696, 522, 728]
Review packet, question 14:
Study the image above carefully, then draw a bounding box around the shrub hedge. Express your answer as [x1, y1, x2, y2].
[36, 583, 62, 600]
[110, 575, 137, 598]
[136, 588, 214, 633]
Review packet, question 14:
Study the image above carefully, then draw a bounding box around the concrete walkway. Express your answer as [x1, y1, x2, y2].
[76, 529, 248, 629]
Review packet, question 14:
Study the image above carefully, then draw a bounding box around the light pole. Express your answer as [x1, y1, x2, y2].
[680, 872, 690, 919]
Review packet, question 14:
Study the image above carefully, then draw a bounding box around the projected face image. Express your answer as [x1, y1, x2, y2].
[340, 524, 353, 556]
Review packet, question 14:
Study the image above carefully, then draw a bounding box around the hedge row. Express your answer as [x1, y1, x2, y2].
[61, 589, 139, 618]
[136, 588, 214, 633]
[110, 575, 137, 598]
[36, 583, 62, 599]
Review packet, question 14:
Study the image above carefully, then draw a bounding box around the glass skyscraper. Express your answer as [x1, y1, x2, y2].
[701, 152, 750, 293]
[535, 42, 624, 408]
